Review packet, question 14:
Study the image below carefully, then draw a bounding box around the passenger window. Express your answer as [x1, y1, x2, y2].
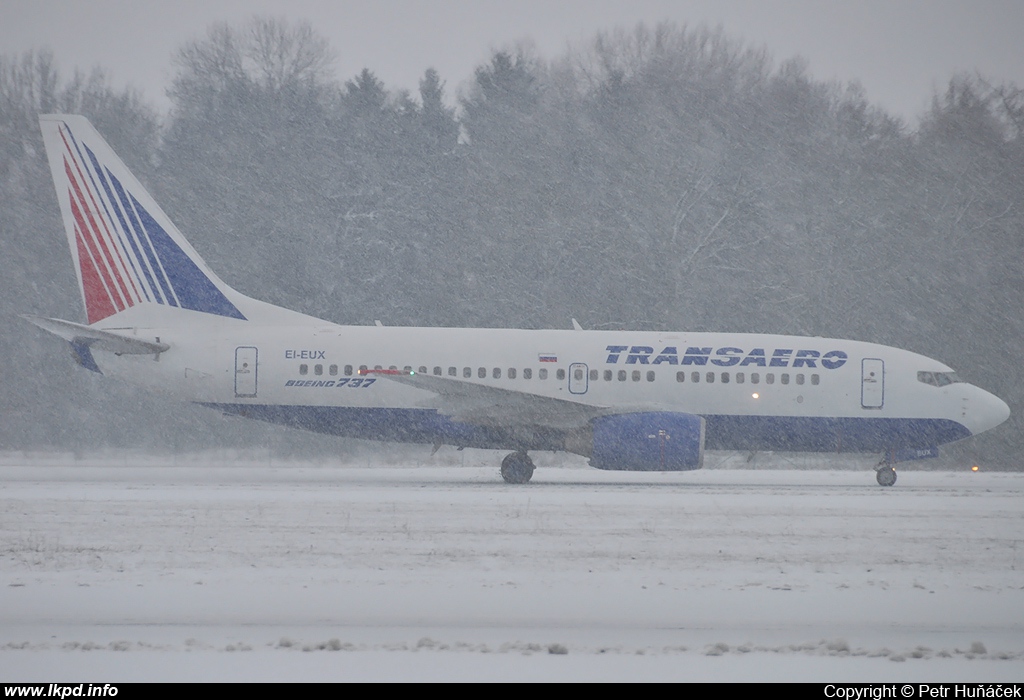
[751, 373, 759, 384]
[448, 367, 456, 377]
[358, 365, 368, 373]
[329, 364, 338, 376]
[418, 366, 427, 374]
[676, 371, 685, 382]
[557, 369, 566, 381]
[433, 366, 442, 376]
[604, 370, 613, 381]
[766, 373, 775, 385]
[811, 374, 820, 385]
[736, 372, 744, 384]
[781, 373, 789, 385]
[299, 364, 308, 375]
[315, 364, 323, 376]
[796, 374, 804, 385]
[344, 365, 353, 376]
[493, 367, 501, 379]
[646, 371, 655, 382]
[374, 365, 382, 370]
[509, 368, 517, 379]
[618, 370, 627, 381]
[589, 369, 598, 381]
[524, 368, 532, 379]
[463, 367, 471, 378]
[539, 369, 548, 380]
[691, 372, 700, 383]
[574, 369, 584, 380]
[706, 372, 715, 383]
[389, 365, 397, 370]
[478, 367, 486, 379]
[632, 370, 641, 382]
[721, 372, 730, 384]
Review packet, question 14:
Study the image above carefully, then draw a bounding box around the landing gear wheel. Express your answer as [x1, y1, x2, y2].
[876, 466, 897, 487]
[501, 452, 535, 484]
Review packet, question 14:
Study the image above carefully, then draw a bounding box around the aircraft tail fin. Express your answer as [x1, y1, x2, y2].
[38, 114, 250, 324]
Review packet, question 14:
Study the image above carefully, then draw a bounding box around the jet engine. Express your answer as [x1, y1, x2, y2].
[583, 412, 705, 471]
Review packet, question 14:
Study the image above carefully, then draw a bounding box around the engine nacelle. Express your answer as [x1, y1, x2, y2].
[588, 412, 705, 471]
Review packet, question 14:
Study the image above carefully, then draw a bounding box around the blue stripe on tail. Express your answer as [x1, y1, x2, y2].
[102, 167, 246, 320]
[129, 192, 246, 319]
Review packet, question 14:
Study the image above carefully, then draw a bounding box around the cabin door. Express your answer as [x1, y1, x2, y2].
[235, 346, 258, 398]
[569, 362, 589, 395]
[861, 358, 884, 409]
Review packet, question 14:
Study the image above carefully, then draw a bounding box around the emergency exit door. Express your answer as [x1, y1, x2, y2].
[235, 346, 258, 397]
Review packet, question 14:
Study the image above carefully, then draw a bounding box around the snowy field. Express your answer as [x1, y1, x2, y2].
[1, 452, 1022, 682]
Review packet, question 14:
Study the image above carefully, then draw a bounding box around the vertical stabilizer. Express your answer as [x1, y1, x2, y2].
[38, 114, 247, 324]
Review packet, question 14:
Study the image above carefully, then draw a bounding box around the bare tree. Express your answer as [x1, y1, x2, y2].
[247, 17, 334, 92]
[170, 16, 334, 111]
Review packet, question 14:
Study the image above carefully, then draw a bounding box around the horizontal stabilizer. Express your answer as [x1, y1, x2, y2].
[21, 314, 169, 355]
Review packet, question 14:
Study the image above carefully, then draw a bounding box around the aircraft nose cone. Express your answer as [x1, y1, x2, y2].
[992, 394, 1011, 428]
[972, 388, 1010, 435]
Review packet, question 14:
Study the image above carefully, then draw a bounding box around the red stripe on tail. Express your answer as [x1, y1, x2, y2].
[64, 157, 133, 310]
[59, 133, 142, 303]
[73, 217, 117, 323]
[69, 191, 121, 321]
[58, 127, 140, 307]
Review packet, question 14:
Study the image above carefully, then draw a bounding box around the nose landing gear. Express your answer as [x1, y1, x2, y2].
[501, 451, 535, 484]
[875, 464, 897, 486]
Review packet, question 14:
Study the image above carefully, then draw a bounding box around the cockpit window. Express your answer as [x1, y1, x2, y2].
[918, 370, 962, 387]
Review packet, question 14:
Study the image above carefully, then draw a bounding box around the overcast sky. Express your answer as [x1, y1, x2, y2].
[3, 0, 1024, 124]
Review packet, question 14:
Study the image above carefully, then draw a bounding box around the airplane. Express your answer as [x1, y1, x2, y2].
[24, 114, 1011, 486]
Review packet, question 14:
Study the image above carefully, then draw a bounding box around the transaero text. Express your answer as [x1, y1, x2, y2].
[605, 346, 848, 369]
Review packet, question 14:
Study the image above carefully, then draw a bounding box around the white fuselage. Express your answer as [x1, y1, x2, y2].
[91, 306, 1007, 456]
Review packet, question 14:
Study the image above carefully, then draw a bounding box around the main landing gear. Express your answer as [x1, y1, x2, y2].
[501, 451, 535, 484]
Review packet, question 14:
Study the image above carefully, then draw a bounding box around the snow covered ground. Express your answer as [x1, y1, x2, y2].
[1, 452, 1022, 682]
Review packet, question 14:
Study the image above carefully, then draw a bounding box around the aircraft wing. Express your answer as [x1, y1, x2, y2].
[21, 315, 169, 355]
[363, 370, 607, 429]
